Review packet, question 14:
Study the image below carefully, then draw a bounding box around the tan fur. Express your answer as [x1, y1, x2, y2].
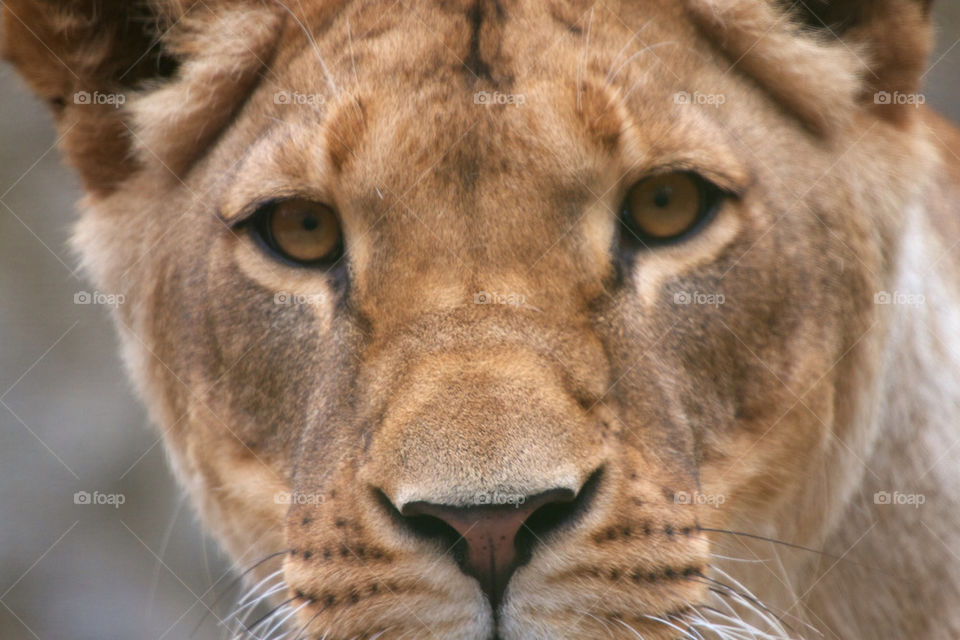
[4, 1, 959, 638]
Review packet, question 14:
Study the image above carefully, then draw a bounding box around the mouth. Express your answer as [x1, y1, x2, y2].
[228, 564, 806, 640]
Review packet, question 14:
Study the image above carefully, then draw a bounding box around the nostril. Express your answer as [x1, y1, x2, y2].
[378, 468, 603, 610]
[517, 467, 603, 550]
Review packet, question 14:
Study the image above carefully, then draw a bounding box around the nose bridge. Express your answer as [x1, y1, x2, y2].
[353, 137, 598, 333]
[363, 341, 604, 510]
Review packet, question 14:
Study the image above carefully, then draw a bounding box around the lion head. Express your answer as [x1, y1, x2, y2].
[5, 0, 956, 638]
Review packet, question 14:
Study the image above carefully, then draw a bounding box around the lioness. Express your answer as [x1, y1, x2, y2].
[4, 0, 959, 638]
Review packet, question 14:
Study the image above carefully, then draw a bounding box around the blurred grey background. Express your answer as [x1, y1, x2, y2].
[1, 7, 958, 640]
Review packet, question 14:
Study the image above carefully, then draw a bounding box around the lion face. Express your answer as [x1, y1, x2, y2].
[3, 0, 938, 638]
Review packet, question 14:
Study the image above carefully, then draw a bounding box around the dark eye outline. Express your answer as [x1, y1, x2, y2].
[618, 171, 726, 249]
[246, 198, 345, 268]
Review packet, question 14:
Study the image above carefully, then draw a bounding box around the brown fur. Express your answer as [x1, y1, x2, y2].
[4, 1, 959, 638]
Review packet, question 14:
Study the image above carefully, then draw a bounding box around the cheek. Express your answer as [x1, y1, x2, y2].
[606, 216, 843, 514]
[629, 201, 744, 309]
[696, 381, 834, 526]
[165, 401, 290, 567]
[153, 235, 340, 452]
[202, 268, 336, 447]
[228, 229, 337, 333]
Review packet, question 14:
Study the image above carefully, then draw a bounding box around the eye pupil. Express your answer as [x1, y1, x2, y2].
[301, 215, 318, 231]
[653, 187, 671, 208]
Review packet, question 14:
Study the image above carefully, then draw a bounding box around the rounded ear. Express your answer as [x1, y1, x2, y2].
[687, 0, 935, 134]
[2, 1, 282, 196]
[784, 0, 935, 122]
[2, 1, 178, 194]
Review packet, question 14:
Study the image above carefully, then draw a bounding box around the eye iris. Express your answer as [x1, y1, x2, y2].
[266, 199, 341, 264]
[624, 173, 705, 241]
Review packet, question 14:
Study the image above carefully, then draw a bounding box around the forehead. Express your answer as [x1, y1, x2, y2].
[277, 0, 692, 85]
[222, 0, 741, 210]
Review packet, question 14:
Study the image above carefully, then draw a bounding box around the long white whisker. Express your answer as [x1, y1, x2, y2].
[272, 0, 339, 97]
[576, 7, 595, 111]
[711, 552, 770, 564]
[606, 42, 678, 84]
[251, 604, 292, 640]
[615, 617, 647, 638]
[264, 601, 309, 639]
[229, 581, 289, 636]
[696, 605, 774, 639]
[239, 569, 284, 606]
[579, 610, 616, 638]
[605, 20, 654, 83]
[226, 580, 288, 625]
[709, 566, 796, 637]
[644, 614, 698, 640]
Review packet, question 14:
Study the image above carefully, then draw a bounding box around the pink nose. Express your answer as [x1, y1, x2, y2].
[402, 488, 576, 607]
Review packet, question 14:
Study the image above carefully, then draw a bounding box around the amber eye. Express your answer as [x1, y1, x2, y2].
[620, 172, 719, 244]
[253, 198, 343, 265]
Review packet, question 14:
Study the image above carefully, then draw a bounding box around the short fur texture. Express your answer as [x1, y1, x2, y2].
[4, 0, 959, 638]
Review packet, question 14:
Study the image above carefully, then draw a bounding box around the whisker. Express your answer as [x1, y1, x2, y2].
[644, 613, 698, 640]
[673, 612, 707, 640]
[148, 495, 186, 620]
[576, 6, 595, 111]
[271, 1, 339, 97]
[193, 552, 290, 636]
[679, 564, 822, 639]
[693, 605, 782, 640]
[239, 569, 286, 607]
[606, 42, 679, 83]
[695, 576, 790, 629]
[701, 527, 830, 554]
[263, 600, 309, 639]
[709, 564, 816, 636]
[614, 617, 647, 638]
[258, 605, 292, 640]
[292, 604, 328, 640]
[604, 20, 654, 84]
[710, 552, 770, 564]
[227, 581, 289, 628]
[581, 609, 616, 638]
[243, 596, 297, 637]
[701, 584, 794, 639]
[704, 584, 797, 639]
